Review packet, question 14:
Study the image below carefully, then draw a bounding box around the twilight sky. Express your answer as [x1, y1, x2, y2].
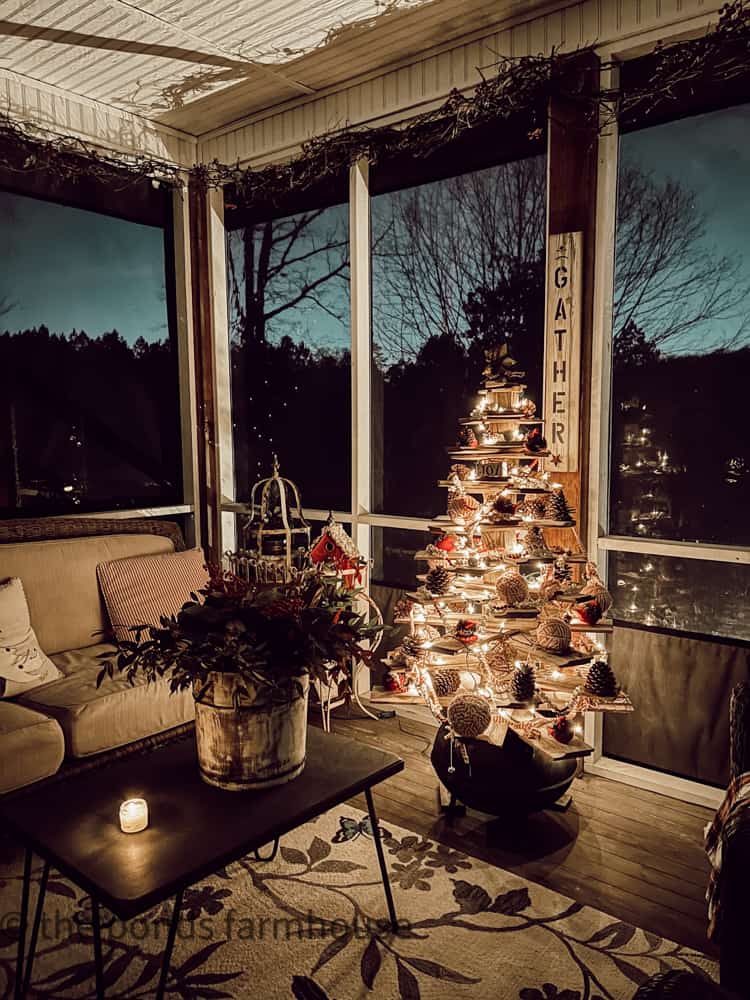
[0, 191, 169, 345]
[2, 100, 749, 357]
[618, 102, 750, 353]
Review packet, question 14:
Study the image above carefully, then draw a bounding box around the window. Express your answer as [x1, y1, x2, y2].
[610, 105, 750, 550]
[606, 101, 750, 645]
[370, 155, 547, 519]
[371, 526, 432, 590]
[225, 196, 351, 512]
[0, 188, 181, 515]
[608, 551, 750, 642]
[599, 93, 750, 789]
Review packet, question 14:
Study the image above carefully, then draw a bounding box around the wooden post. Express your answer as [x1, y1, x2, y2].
[546, 52, 600, 548]
[188, 181, 221, 562]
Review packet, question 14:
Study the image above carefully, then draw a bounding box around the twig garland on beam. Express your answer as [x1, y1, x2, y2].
[0, 111, 184, 191]
[620, 0, 750, 124]
[0, 1, 749, 199]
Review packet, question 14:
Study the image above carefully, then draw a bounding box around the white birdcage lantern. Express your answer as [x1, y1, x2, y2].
[242, 454, 310, 563]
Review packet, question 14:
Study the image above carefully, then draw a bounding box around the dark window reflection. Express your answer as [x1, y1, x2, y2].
[371, 527, 432, 589]
[611, 105, 750, 545]
[226, 203, 351, 511]
[371, 156, 547, 518]
[0, 190, 180, 515]
[608, 550, 750, 642]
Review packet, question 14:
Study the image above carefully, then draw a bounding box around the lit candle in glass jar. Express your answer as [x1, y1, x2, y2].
[119, 798, 148, 834]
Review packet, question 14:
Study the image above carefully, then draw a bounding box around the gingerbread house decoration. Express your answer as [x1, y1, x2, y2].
[310, 514, 365, 586]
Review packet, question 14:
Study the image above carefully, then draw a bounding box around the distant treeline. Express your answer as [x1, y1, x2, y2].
[0, 326, 180, 514]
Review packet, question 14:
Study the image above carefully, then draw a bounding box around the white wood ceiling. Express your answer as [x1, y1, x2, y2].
[0, 0, 556, 135]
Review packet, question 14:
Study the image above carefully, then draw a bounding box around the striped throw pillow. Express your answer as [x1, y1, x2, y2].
[97, 548, 209, 644]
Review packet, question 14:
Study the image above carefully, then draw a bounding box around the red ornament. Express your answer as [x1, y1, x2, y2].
[575, 597, 603, 625]
[455, 619, 478, 644]
[384, 670, 408, 693]
[549, 715, 573, 744]
[436, 534, 455, 552]
[524, 427, 548, 453]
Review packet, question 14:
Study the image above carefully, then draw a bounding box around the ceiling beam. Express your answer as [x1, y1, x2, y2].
[109, 0, 316, 96]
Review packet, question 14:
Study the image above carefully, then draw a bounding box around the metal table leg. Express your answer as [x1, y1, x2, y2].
[364, 787, 398, 933]
[155, 890, 184, 1000]
[252, 838, 279, 862]
[90, 899, 105, 1000]
[13, 848, 32, 1000]
[21, 860, 50, 997]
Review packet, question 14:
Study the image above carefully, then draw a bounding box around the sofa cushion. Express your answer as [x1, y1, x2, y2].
[0, 534, 175, 655]
[0, 702, 65, 794]
[0, 577, 61, 698]
[50, 642, 119, 678]
[97, 547, 208, 643]
[17, 646, 194, 758]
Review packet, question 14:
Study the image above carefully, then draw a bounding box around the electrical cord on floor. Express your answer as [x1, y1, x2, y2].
[397, 717, 435, 759]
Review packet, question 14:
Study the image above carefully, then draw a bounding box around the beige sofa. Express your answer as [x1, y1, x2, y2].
[0, 520, 195, 794]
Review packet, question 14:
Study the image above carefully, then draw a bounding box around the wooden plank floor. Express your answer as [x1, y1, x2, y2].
[316, 707, 718, 958]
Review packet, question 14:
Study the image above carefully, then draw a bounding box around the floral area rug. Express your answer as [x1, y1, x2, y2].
[0, 808, 716, 999]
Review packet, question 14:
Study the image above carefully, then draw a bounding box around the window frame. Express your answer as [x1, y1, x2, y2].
[585, 53, 747, 809]
[0, 175, 198, 531]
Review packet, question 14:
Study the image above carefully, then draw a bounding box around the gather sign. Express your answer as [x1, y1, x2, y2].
[543, 231, 582, 473]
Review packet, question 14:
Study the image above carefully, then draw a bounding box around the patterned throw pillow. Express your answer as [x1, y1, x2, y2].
[0, 578, 62, 698]
[97, 548, 209, 644]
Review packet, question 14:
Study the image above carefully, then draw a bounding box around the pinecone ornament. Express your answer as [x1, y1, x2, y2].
[447, 492, 481, 525]
[517, 496, 547, 520]
[495, 569, 529, 607]
[510, 662, 536, 704]
[392, 596, 414, 620]
[447, 693, 492, 738]
[545, 488, 573, 522]
[584, 659, 619, 698]
[401, 634, 424, 658]
[432, 669, 461, 698]
[521, 526, 548, 556]
[450, 463, 471, 481]
[536, 616, 571, 653]
[425, 566, 451, 595]
[491, 494, 517, 521]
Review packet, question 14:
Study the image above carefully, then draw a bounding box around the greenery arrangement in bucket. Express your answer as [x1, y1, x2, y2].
[97, 566, 385, 789]
[97, 565, 382, 698]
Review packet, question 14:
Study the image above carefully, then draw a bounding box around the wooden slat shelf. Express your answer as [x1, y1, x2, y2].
[437, 479, 554, 493]
[425, 516, 576, 531]
[448, 447, 551, 460]
[459, 415, 544, 426]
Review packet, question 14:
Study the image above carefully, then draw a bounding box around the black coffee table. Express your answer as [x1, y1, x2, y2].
[1, 727, 404, 1000]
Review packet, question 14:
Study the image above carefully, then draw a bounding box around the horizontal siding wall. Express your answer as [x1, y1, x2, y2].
[199, 0, 721, 166]
[1, 69, 196, 169]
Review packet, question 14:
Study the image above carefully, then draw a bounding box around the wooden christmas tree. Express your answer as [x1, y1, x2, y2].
[378, 344, 634, 761]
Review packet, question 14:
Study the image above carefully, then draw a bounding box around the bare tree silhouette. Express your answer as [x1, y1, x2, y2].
[0, 296, 16, 318]
[371, 156, 547, 363]
[614, 163, 750, 355]
[226, 209, 349, 345]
